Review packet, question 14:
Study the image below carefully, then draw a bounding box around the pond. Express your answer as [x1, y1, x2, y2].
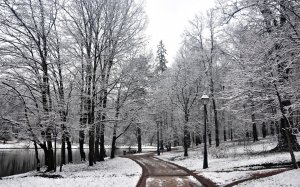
[0, 147, 148, 177]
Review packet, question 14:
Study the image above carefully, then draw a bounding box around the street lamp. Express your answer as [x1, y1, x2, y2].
[201, 94, 209, 169]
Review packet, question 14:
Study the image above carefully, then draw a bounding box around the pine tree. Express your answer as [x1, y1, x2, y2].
[156, 40, 168, 72]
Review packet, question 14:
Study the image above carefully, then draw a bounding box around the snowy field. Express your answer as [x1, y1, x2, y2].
[0, 157, 141, 187]
[157, 138, 300, 186]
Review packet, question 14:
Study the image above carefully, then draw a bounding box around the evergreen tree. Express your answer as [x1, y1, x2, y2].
[156, 40, 168, 72]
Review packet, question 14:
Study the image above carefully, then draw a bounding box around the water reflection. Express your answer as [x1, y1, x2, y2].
[0, 149, 73, 177]
[0, 148, 129, 177]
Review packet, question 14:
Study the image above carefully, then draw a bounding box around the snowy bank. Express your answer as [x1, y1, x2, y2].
[156, 139, 300, 186]
[235, 168, 300, 187]
[0, 157, 142, 187]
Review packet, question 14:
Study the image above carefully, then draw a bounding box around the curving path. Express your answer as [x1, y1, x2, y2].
[128, 153, 205, 187]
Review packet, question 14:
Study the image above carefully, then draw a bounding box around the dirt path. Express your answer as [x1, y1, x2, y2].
[128, 154, 206, 187]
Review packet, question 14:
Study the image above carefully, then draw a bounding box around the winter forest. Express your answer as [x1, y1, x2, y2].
[0, 0, 300, 187]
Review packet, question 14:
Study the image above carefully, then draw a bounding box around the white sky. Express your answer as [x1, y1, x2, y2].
[144, 0, 216, 65]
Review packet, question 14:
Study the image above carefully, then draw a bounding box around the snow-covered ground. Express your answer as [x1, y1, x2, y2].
[0, 157, 142, 187]
[236, 168, 300, 187]
[0, 141, 81, 149]
[156, 138, 300, 186]
[0, 141, 34, 149]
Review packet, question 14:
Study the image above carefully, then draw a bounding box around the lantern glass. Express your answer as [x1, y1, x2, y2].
[201, 94, 209, 105]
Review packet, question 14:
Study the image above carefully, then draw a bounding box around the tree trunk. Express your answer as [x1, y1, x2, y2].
[270, 121, 275, 136]
[157, 122, 160, 155]
[208, 133, 212, 146]
[224, 127, 227, 141]
[99, 119, 106, 161]
[79, 130, 85, 161]
[40, 142, 48, 166]
[61, 134, 66, 165]
[183, 113, 189, 156]
[137, 126, 142, 153]
[262, 122, 267, 138]
[99, 86, 108, 161]
[94, 120, 100, 161]
[252, 114, 259, 142]
[45, 133, 55, 172]
[34, 141, 40, 171]
[272, 85, 298, 168]
[211, 98, 219, 147]
[160, 122, 164, 150]
[66, 135, 72, 163]
[110, 130, 117, 159]
[88, 127, 95, 166]
[273, 117, 300, 151]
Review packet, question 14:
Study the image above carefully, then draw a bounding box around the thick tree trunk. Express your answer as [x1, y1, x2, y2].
[34, 141, 40, 171]
[208, 133, 212, 146]
[270, 121, 275, 136]
[273, 117, 300, 151]
[87, 91, 95, 166]
[94, 126, 100, 161]
[111, 103, 120, 159]
[110, 130, 117, 158]
[45, 132, 55, 172]
[157, 122, 160, 155]
[61, 134, 66, 165]
[137, 126, 142, 153]
[183, 113, 189, 156]
[224, 127, 227, 141]
[95, 112, 101, 161]
[79, 130, 85, 161]
[211, 98, 219, 147]
[262, 122, 267, 138]
[272, 85, 298, 168]
[66, 135, 72, 163]
[40, 142, 48, 166]
[160, 124, 164, 150]
[252, 114, 259, 142]
[99, 89, 108, 161]
[88, 128, 95, 166]
[99, 119, 106, 161]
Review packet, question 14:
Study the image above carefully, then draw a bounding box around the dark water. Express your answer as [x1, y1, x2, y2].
[0, 147, 139, 178]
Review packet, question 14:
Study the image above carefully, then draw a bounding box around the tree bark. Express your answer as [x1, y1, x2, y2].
[262, 122, 267, 138]
[183, 113, 189, 156]
[79, 130, 86, 161]
[61, 134, 66, 165]
[94, 121, 100, 161]
[66, 135, 72, 163]
[137, 126, 142, 153]
[252, 114, 259, 142]
[45, 132, 55, 172]
[110, 105, 120, 159]
[224, 127, 227, 141]
[34, 141, 40, 171]
[110, 130, 117, 159]
[211, 98, 219, 147]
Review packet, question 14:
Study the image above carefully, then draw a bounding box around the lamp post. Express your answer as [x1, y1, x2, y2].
[201, 94, 209, 169]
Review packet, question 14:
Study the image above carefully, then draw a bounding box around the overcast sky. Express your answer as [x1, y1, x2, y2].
[144, 0, 216, 65]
